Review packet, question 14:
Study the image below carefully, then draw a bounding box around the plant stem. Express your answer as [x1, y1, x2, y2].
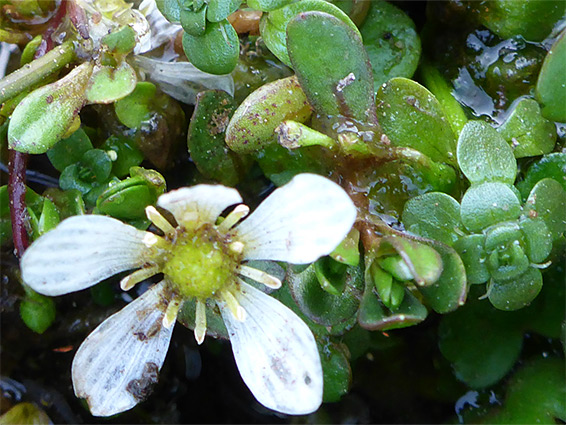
[8, 150, 29, 257]
[0, 40, 75, 104]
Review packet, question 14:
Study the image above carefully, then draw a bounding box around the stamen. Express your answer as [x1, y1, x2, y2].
[163, 296, 182, 329]
[218, 204, 250, 233]
[238, 265, 282, 289]
[221, 290, 246, 322]
[229, 241, 245, 254]
[145, 205, 175, 236]
[120, 265, 161, 291]
[194, 299, 207, 345]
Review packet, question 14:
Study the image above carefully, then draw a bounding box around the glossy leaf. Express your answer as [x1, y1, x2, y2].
[525, 178, 566, 240]
[101, 26, 137, 55]
[438, 294, 523, 388]
[417, 241, 467, 314]
[20, 285, 56, 334]
[207, 0, 242, 22]
[319, 341, 352, 403]
[86, 62, 137, 105]
[457, 120, 517, 185]
[357, 276, 427, 331]
[477, 0, 566, 42]
[100, 135, 144, 178]
[47, 128, 93, 172]
[378, 236, 443, 287]
[114, 82, 156, 129]
[460, 182, 521, 233]
[359, 0, 420, 90]
[287, 11, 376, 126]
[487, 358, 566, 424]
[402, 192, 461, 246]
[187, 90, 251, 185]
[247, 0, 293, 12]
[260, 0, 360, 67]
[180, 6, 207, 36]
[536, 30, 566, 122]
[497, 98, 556, 158]
[516, 153, 566, 198]
[155, 0, 181, 23]
[226, 76, 311, 154]
[489, 268, 543, 311]
[518, 217, 552, 264]
[8, 62, 93, 154]
[376, 77, 457, 165]
[182, 20, 239, 75]
[287, 262, 363, 327]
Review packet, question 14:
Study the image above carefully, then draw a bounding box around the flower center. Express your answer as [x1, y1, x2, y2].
[163, 224, 240, 300]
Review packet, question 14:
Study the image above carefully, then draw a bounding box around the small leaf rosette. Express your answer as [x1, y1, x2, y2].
[20, 173, 356, 417]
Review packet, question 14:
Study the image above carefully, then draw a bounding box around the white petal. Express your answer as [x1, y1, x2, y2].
[157, 185, 242, 227]
[21, 215, 150, 296]
[234, 173, 356, 263]
[72, 281, 174, 417]
[219, 282, 323, 415]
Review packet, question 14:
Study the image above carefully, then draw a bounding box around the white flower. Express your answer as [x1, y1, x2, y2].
[21, 173, 357, 417]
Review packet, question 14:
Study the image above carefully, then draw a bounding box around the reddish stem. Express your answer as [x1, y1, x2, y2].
[8, 0, 68, 257]
[8, 150, 29, 257]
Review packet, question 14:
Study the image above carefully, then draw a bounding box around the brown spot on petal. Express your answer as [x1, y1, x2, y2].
[126, 362, 159, 401]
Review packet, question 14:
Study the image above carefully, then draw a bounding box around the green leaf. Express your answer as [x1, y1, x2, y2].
[453, 234, 490, 285]
[516, 153, 566, 199]
[37, 198, 60, 236]
[518, 217, 552, 264]
[376, 77, 457, 165]
[101, 26, 136, 55]
[460, 182, 521, 233]
[114, 82, 156, 129]
[536, 29, 566, 122]
[8, 62, 93, 154]
[260, 0, 360, 67]
[438, 294, 523, 388]
[187, 90, 251, 185]
[180, 6, 207, 36]
[20, 286, 56, 334]
[419, 61, 467, 135]
[287, 11, 376, 126]
[182, 20, 239, 75]
[226, 76, 312, 154]
[100, 135, 144, 178]
[96, 180, 154, 220]
[497, 98, 556, 158]
[206, 0, 242, 22]
[329, 227, 360, 266]
[255, 143, 328, 186]
[47, 128, 93, 172]
[85, 62, 137, 104]
[156, 0, 182, 23]
[402, 192, 461, 246]
[489, 267, 543, 311]
[525, 178, 566, 240]
[247, 0, 293, 12]
[488, 358, 566, 424]
[287, 262, 363, 327]
[417, 241, 467, 314]
[379, 235, 443, 286]
[369, 263, 405, 311]
[357, 276, 428, 331]
[477, 0, 566, 42]
[359, 0, 420, 91]
[457, 120, 517, 185]
[319, 341, 352, 403]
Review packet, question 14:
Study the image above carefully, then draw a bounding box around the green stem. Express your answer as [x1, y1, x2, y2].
[0, 40, 75, 104]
